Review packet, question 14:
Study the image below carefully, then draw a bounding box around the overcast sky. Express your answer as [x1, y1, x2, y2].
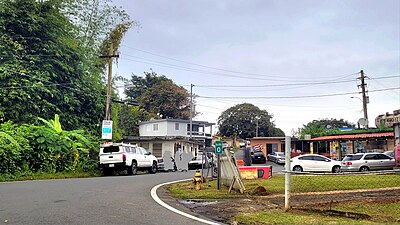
[113, 0, 400, 135]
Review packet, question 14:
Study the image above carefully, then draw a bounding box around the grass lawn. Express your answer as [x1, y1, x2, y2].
[234, 207, 390, 225]
[169, 174, 400, 224]
[169, 174, 400, 198]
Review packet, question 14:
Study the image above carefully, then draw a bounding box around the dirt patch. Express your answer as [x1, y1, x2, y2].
[173, 189, 400, 224]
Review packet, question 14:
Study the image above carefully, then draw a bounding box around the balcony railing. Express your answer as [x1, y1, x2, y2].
[186, 131, 212, 137]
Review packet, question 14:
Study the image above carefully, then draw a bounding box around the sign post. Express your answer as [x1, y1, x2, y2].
[215, 140, 223, 189]
[102, 120, 113, 140]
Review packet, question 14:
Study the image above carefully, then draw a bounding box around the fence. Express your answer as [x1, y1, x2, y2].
[283, 136, 400, 210]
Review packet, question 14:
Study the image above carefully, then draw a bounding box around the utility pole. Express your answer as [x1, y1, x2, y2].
[256, 118, 259, 137]
[100, 43, 119, 120]
[190, 84, 193, 139]
[358, 70, 369, 128]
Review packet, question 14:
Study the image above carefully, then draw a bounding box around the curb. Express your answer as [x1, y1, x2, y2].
[150, 179, 223, 225]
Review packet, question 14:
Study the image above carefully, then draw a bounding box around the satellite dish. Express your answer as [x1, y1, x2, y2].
[358, 118, 369, 127]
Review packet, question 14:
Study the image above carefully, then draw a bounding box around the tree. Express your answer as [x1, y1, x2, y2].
[218, 103, 284, 139]
[117, 105, 156, 137]
[298, 118, 355, 138]
[124, 71, 193, 119]
[61, 0, 136, 58]
[124, 71, 171, 101]
[0, 0, 106, 131]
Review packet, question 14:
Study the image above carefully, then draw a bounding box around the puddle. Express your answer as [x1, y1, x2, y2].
[179, 199, 222, 208]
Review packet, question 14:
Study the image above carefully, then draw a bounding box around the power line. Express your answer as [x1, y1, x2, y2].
[120, 46, 359, 81]
[194, 75, 399, 88]
[120, 55, 292, 82]
[198, 87, 400, 99]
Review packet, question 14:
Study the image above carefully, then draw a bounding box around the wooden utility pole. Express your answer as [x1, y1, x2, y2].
[190, 84, 194, 139]
[101, 43, 119, 120]
[359, 70, 369, 128]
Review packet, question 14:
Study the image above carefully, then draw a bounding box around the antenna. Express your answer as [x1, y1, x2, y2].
[358, 118, 369, 128]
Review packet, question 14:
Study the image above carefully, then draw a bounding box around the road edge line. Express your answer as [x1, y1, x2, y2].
[150, 179, 222, 225]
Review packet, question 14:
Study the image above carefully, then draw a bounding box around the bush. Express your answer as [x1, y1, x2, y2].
[0, 117, 100, 176]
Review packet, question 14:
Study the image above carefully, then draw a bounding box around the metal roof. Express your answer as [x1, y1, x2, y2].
[139, 118, 215, 126]
[310, 131, 394, 141]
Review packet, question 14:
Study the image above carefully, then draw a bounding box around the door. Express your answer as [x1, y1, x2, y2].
[299, 155, 314, 171]
[266, 144, 273, 155]
[377, 154, 395, 170]
[312, 155, 331, 172]
[138, 147, 152, 167]
[363, 154, 381, 170]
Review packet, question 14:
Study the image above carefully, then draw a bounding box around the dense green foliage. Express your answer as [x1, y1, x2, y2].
[218, 103, 284, 139]
[0, 116, 99, 176]
[0, 0, 105, 131]
[124, 71, 194, 119]
[297, 118, 355, 138]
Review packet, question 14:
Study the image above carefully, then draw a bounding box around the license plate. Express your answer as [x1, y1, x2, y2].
[109, 164, 114, 168]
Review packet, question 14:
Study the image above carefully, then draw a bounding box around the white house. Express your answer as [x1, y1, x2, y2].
[124, 118, 214, 158]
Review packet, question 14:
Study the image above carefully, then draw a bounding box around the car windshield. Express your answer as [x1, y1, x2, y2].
[254, 152, 264, 156]
[343, 154, 363, 161]
[277, 152, 285, 157]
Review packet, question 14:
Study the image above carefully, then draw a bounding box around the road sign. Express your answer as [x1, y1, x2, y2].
[102, 120, 113, 139]
[215, 140, 223, 154]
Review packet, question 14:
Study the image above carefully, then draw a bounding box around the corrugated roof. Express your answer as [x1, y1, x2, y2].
[310, 132, 394, 141]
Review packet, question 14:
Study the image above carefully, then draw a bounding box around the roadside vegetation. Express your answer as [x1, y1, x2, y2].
[0, 115, 101, 181]
[168, 174, 400, 224]
[169, 174, 400, 198]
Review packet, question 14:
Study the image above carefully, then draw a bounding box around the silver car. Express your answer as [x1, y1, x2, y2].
[268, 152, 285, 164]
[341, 152, 395, 172]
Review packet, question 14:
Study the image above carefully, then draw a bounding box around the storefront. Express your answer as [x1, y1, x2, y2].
[310, 131, 394, 160]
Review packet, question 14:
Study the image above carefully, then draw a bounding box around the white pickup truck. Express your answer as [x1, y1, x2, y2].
[99, 143, 158, 175]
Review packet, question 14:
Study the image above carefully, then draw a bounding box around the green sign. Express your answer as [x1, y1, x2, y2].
[215, 140, 223, 154]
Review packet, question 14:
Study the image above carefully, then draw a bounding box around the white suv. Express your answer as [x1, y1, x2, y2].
[99, 143, 158, 175]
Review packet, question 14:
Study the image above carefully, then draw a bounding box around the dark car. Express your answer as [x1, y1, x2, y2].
[251, 151, 266, 164]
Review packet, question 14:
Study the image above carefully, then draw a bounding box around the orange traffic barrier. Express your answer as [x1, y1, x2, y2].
[236, 159, 244, 166]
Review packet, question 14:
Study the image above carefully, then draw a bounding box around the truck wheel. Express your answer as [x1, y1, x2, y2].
[149, 161, 157, 174]
[103, 168, 113, 176]
[128, 161, 138, 175]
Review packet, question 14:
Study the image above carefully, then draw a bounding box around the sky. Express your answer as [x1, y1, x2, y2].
[112, 0, 400, 136]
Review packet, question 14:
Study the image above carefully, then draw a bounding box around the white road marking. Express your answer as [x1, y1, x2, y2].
[150, 179, 223, 225]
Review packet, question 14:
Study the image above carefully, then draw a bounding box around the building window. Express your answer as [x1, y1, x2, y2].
[153, 143, 162, 157]
[140, 143, 150, 150]
[175, 123, 179, 130]
[153, 124, 159, 131]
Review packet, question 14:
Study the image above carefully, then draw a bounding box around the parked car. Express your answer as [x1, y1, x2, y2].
[188, 155, 212, 170]
[251, 151, 267, 164]
[341, 152, 395, 172]
[383, 151, 394, 159]
[290, 154, 341, 173]
[99, 143, 158, 175]
[268, 152, 285, 164]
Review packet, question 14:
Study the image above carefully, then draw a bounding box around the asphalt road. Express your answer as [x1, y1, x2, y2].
[234, 149, 285, 174]
[0, 172, 211, 225]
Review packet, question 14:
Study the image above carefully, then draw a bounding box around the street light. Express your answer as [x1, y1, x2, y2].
[350, 96, 369, 128]
[350, 96, 362, 102]
[255, 116, 260, 137]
